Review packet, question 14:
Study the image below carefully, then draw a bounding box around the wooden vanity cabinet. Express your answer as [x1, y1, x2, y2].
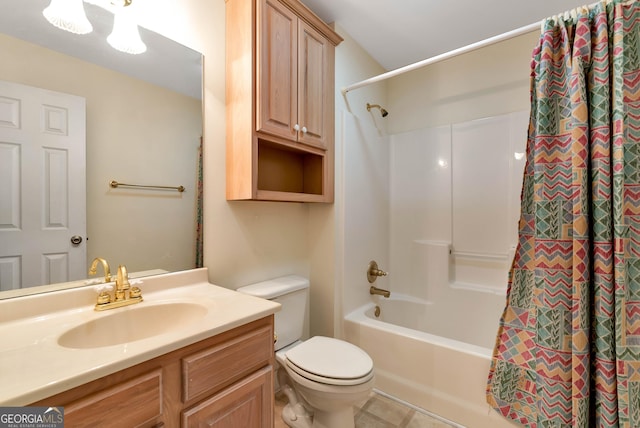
[226, 0, 342, 202]
[32, 316, 275, 428]
[258, 0, 332, 150]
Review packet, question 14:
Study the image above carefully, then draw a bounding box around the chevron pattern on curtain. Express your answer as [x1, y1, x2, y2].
[486, 1, 640, 426]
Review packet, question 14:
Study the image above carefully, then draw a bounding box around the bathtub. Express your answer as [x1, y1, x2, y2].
[344, 293, 519, 428]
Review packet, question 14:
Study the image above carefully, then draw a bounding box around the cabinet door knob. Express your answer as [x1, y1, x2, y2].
[293, 124, 300, 131]
[302, 126, 307, 134]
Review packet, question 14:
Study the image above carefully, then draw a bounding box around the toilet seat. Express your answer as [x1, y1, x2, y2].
[284, 336, 374, 386]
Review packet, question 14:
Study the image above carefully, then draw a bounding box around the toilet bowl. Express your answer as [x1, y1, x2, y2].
[276, 337, 374, 428]
[237, 276, 375, 428]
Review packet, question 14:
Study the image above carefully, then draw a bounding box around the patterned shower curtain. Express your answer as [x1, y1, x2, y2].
[487, 1, 640, 426]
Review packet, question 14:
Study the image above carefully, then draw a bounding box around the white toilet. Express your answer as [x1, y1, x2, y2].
[238, 275, 374, 428]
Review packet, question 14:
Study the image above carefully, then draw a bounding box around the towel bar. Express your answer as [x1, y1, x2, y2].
[110, 180, 185, 192]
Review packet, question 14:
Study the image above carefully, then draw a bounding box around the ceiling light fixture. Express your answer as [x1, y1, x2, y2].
[107, 0, 147, 55]
[42, 0, 93, 35]
[43, 0, 146, 55]
[107, 1, 147, 55]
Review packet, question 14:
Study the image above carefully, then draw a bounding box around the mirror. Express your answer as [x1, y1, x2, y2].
[0, 0, 203, 298]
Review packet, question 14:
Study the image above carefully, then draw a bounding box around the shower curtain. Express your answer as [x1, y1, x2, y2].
[195, 137, 204, 268]
[487, 1, 640, 426]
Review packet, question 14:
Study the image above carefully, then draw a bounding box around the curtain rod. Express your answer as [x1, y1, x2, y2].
[341, 21, 540, 96]
[341, 0, 630, 95]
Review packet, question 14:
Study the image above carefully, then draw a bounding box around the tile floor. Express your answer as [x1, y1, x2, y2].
[275, 390, 457, 428]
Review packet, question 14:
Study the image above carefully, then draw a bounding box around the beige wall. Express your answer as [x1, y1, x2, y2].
[387, 32, 539, 133]
[120, 2, 538, 338]
[0, 33, 201, 276]
[138, 0, 311, 291]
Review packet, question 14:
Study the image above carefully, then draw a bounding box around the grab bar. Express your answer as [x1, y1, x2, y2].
[449, 249, 509, 261]
[110, 180, 185, 193]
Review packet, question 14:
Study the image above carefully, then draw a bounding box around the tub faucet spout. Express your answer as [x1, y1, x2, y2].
[370, 285, 390, 298]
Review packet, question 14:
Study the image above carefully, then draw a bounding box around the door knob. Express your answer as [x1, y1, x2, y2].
[70, 235, 83, 245]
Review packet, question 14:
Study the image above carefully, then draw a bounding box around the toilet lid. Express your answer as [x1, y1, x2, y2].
[285, 336, 373, 383]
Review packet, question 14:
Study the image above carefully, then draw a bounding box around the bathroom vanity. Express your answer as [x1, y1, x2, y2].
[33, 317, 273, 427]
[0, 268, 280, 427]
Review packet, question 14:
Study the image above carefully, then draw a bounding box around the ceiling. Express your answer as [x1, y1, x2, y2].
[0, 0, 202, 99]
[299, 0, 593, 70]
[6, 1, 593, 92]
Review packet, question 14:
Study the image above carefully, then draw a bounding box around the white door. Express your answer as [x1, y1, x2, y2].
[0, 80, 86, 290]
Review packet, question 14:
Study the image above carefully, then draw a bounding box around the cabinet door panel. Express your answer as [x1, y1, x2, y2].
[298, 21, 330, 149]
[64, 370, 162, 428]
[182, 325, 272, 403]
[182, 367, 273, 428]
[258, 0, 297, 141]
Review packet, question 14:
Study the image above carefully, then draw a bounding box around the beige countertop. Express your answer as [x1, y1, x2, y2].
[0, 268, 280, 405]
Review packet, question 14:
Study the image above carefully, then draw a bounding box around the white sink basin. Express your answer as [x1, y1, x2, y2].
[58, 302, 208, 349]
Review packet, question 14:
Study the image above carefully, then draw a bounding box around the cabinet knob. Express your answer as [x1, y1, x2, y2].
[294, 124, 300, 131]
[302, 126, 307, 134]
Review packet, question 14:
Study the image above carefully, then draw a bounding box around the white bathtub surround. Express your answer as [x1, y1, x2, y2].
[389, 125, 451, 302]
[450, 113, 527, 291]
[375, 241, 507, 348]
[341, 110, 391, 316]
[340, 110, 532, 426]
[389, 111, 528, 296]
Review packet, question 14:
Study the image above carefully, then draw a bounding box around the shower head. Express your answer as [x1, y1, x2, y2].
[366, 103, 389, 118]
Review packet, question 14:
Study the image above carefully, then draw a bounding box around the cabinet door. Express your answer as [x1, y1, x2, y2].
[182, 367, 273, 428]
[297, 20, 331, 150]
[257, 0, 297, 142]
[63, 370, 163, 428]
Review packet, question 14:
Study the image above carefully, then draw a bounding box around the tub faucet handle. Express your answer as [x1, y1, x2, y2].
[367, 260, 388, 283]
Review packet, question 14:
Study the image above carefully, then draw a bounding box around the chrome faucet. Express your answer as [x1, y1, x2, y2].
[89, 257, 111, 282]
[369, 285, 390, 298]
[94, 264, 143, 311]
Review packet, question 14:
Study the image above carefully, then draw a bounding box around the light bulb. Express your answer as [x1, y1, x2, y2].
[107, 7, 146, 54]
[43, 0, 93, 35]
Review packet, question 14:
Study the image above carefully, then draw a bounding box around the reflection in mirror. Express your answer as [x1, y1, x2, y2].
[0, 0, 203, 298]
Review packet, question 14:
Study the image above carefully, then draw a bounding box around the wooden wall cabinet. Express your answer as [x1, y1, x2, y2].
[226, 0, 343, 202]
[32, 317, 274, 428]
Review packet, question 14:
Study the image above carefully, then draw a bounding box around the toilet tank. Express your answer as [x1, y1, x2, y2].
[237, 275, 309, 351]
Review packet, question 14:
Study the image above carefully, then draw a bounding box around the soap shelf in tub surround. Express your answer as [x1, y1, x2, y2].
[0, 268, 280, 406]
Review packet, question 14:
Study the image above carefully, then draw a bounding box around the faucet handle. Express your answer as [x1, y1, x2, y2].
[116, 265, 130, 291]
[96, 291, 111, 305]
[367, 260, 388, 283]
